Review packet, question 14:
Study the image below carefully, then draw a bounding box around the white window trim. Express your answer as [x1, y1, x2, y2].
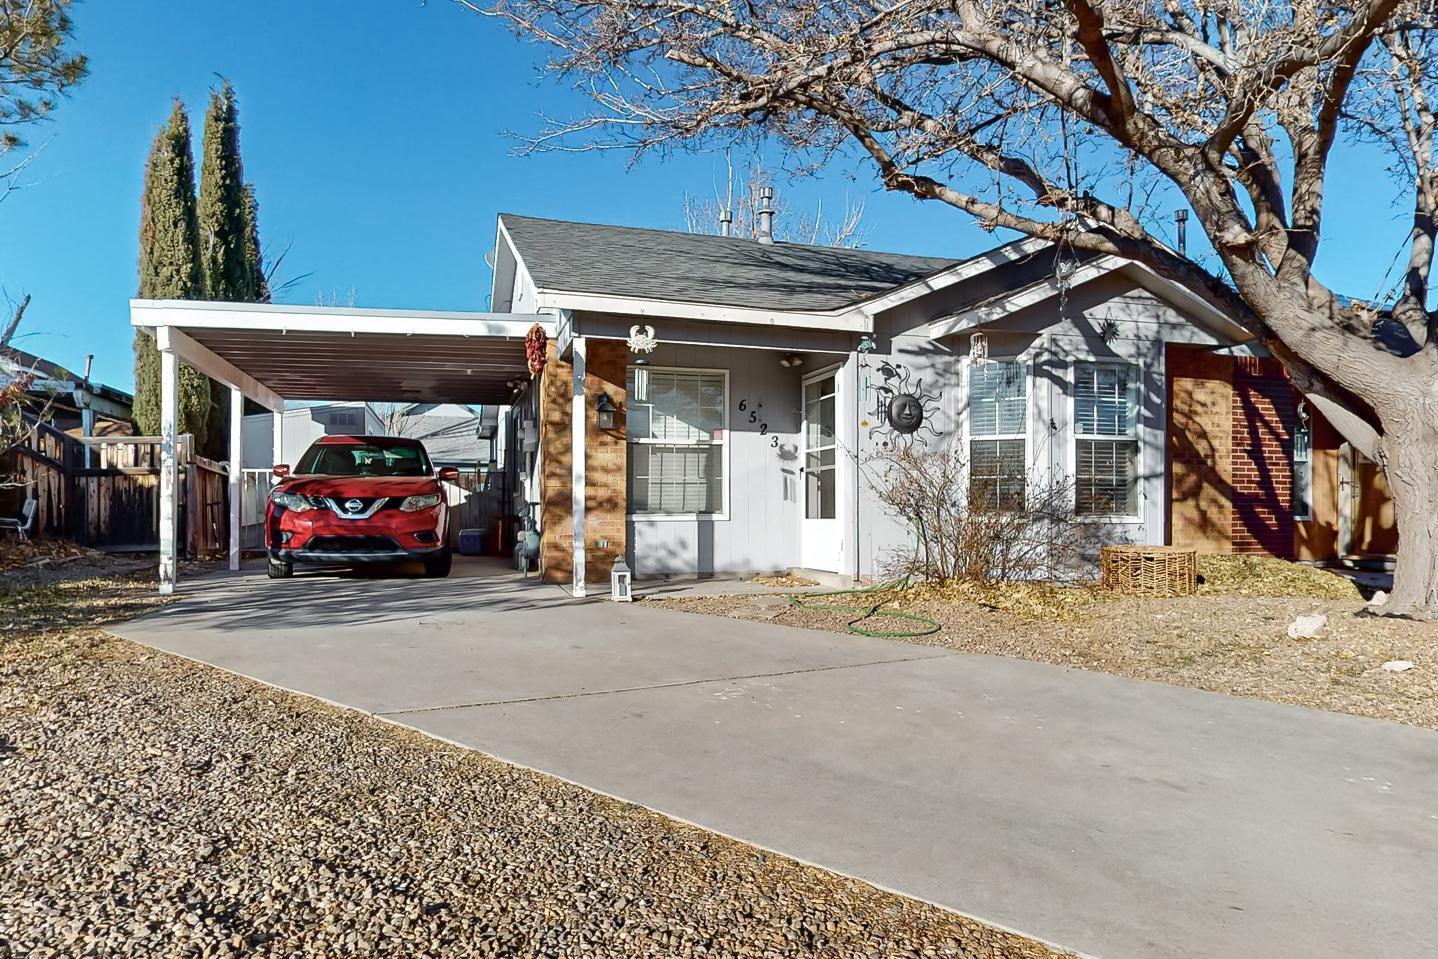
[967, 358, 1031, 509]
[625, 365, 730, 522]
[1071, 359, 1145, 522]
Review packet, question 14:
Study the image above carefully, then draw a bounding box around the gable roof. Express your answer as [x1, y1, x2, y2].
[499, 213, 959, 313]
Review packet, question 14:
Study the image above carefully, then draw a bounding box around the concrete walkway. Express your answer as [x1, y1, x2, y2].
[111, 561, 1438, 959]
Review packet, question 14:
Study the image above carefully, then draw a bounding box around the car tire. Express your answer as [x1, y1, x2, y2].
[423, 547, 452, 578]
[267, 558, 293, 579]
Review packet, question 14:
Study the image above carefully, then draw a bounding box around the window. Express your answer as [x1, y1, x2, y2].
[968, 360, 1028, 509]
[1293, 412, 1312, 520]
[1074, 362, 1140, 516]
[803, 372, 838, 519]
[626, 368, 726, 515]
[295, 439, 432, 477]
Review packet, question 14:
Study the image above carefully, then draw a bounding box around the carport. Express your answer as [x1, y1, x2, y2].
[129, 299, 561, 594]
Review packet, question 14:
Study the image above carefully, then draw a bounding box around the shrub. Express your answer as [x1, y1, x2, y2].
[868, 445, 1112, 583]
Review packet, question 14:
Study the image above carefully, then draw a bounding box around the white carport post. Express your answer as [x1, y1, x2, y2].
[228, 386, 243, 571]
[272, 409, 283, 468]
[158, 346, 179, 595]
[571, 335, 587, 597]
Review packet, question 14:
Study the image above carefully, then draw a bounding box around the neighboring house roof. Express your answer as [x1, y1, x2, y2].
[401, 411, 484, 465]
[1, 345, 134, 408]
[499, 213, 960, 312]
[1, 346, 72, 382]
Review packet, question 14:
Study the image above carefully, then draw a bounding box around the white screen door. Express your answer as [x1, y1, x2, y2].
[801, 369, 841, 571]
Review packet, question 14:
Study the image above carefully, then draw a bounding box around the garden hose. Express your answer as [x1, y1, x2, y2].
[787, 528, 942, 639]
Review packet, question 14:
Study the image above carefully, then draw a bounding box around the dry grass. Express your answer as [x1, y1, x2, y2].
[1196, 554, 1363, 600]
[749, 572, 820, 588]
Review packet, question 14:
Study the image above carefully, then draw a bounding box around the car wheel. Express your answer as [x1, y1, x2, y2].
[267, 558, 293, 579]
[423, 547, 452, 578]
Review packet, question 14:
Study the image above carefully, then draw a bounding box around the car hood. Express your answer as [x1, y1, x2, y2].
[278, 475, 441, 498]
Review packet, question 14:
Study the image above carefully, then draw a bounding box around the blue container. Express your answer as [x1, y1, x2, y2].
[457, 528, 488, 556]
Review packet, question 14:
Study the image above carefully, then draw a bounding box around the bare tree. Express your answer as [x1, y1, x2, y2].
[683, 153, 867, 246]
[1, 294, 59, 489]
[465, 0, 1438, 616]
[371, 402, 416, 438]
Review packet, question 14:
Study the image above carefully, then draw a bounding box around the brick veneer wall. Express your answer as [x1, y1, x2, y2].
[537, 338, 628, 585]
[1167, 346, 1297, 559]
[1229, 357, 1295, 558]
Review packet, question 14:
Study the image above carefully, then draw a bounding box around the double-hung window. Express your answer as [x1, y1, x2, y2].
[1293, 413, 1313, 520]
[968, 360, 1028, 510]
[625, 368, 726, 516]
[1074, 362, 1140, 516]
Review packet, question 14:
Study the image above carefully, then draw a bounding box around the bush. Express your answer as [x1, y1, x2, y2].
[868, 445, 1112, 583]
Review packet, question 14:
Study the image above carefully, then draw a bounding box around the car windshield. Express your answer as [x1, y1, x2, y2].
[295, 440, 432, 477]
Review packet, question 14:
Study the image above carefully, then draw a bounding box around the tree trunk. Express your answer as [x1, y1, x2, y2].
[1375, 403, 1438, 617]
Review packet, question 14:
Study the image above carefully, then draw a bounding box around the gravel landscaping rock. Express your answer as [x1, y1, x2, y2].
[654, 590, 1438, 731]
[0, 565, 1070, 959]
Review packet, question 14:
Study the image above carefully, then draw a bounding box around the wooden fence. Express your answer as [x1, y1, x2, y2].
[4, 420, 228, 557]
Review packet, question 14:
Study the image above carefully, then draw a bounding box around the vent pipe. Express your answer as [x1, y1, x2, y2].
[757, 186, 775, 244]
[1174, 208, 1188, 256]
[719, 207, 733, 237]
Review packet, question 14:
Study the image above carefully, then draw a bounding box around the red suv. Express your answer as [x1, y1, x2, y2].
[265, 435, 458, 579]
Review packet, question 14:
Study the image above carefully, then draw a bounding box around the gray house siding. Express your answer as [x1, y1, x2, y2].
[623, 342, 810, 578]
[854, 271, 1230, 578]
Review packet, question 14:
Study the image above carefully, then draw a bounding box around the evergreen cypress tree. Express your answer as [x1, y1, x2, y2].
[197, 82, 252, 302]
[133, 100, 213, 446]
[194, 83, 269, 456]
[241, 184, 269, 302]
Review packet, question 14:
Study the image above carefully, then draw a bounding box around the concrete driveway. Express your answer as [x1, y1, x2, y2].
[111, 560, 1438, 959]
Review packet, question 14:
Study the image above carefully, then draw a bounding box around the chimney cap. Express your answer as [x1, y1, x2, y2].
[757, 185, 776, 244]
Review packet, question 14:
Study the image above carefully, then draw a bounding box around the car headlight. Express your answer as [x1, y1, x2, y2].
[270, 490, 314, 512]
[399, 493, 442, 512]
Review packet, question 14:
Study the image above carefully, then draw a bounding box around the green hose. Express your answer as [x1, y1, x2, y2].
[787, 579, 942, 638]
[787, 523, 942, 638]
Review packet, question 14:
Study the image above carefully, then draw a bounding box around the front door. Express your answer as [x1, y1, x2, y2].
[801, 368, 842, 571]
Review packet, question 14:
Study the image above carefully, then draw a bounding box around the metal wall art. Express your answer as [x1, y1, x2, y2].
[866, 360, 943, 448]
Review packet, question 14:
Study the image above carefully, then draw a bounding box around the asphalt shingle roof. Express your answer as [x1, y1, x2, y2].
[500, 214, 960, 312]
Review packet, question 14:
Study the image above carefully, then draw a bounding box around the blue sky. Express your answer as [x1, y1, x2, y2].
[0, 0, 1416, 391]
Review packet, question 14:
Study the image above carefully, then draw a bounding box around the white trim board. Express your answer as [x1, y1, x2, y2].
[132, 299, 551, 340]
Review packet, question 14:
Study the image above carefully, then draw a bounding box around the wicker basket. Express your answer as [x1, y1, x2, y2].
[1100, 545, 1198, 596]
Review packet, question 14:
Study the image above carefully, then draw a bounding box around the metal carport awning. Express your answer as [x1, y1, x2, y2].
[130, 299, 553, 593]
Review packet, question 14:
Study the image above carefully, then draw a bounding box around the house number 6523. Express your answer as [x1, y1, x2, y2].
[738, 398, 775, 445]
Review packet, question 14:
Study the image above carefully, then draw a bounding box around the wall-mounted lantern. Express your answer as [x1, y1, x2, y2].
[595, 391, 618, 430]
[611, 557, 633, 602]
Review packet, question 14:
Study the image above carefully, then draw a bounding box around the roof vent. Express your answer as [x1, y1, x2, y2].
[757, 186, 775, 245]
[719, 207, 733, 238]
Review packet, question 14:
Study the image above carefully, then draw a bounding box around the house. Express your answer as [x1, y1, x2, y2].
[128, 208, 1392, 594]
[0, 346, 134, 441]
[488, 213, 1391, 584]
[241, 402, 497, 471]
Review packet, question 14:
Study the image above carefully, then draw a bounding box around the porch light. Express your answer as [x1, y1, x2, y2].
[596, 392, 617, 430]
[611, 558, 633, 602]
[778, 353, 804, 368]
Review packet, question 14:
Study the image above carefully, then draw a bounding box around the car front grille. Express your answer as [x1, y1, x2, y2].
[304, 535, 402, 554]
[322, 496, 390, 519]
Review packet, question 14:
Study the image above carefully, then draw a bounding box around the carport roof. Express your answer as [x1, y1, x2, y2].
[131, 300, 549, 408]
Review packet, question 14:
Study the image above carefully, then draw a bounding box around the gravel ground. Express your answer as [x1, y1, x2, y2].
[0, 563, 1070, 959]
[655, 590, 1438, 731]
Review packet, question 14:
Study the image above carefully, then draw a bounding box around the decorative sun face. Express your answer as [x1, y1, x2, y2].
[867, 361, 943, 448]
